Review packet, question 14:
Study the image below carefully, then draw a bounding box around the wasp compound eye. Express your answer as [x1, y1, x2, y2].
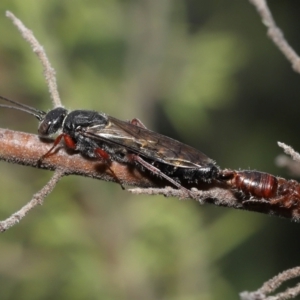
[38, 107, 68, 136]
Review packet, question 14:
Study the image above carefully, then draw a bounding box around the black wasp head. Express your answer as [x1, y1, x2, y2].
[38, 107, 68, 137]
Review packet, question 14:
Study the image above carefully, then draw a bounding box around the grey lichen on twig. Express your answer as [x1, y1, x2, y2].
[6, 11, 62, 108]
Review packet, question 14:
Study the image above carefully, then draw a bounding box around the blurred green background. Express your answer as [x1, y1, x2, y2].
[0, 1, 300, 299]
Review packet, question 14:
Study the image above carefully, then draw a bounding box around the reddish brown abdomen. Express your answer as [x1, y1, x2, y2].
[235, 171, 278, 199]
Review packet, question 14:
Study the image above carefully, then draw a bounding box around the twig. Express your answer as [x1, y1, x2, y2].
[3, 129, 300, 221]
[1, 11, 63, 230]
[276, 142, 300, 177]
[5, 11, 62, 107]
[260, 267, 300, 295]
[129, 186, 238, 206]
[249, 0, 300, 74]
[277, 142, 300, 163]
[0, 169, 65, 232]
[1, 128, 291, 222]
[240, 266, 300, 300]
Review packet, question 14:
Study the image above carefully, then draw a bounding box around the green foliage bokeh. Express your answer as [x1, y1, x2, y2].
[0, 1, 300, 299]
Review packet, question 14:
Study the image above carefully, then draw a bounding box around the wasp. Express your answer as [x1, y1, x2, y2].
[0, 95, 219, 195]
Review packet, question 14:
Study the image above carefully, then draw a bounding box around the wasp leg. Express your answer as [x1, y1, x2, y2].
[38, 133, 76, 165]
[94, 148, 125, 190]
[128, 154, 194, 198]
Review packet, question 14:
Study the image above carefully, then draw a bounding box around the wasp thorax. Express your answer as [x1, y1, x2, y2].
[38, 107, 68, 136]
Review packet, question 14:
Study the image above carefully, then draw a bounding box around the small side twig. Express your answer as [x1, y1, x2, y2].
[2, 11, 63, 230]
[240, 266, 300, 300]
[6, 11, 62, 107]
[277, 142, 300, 162]
[249, 0, 300, 74]
[0, 169, 65, 232]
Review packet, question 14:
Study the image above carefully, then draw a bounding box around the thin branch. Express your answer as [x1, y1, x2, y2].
[6, 11, 62, 107]
[259, 267, 300, 295]
[240, 266, 300, 300]
[276, 142, 300, 177]
[273, 284, 300, 300]
[277, 142, 300, 162]
[129, 186, 238, 206]
[0, 169, 65, 232]
[3, 128, 300, 223]
[249, 0, 300, 74]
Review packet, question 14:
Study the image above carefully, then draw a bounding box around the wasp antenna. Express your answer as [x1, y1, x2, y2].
[0, 95, 46, 121]
[0, 104, 45, 121]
